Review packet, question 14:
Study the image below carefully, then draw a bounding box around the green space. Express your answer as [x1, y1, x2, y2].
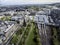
[52, 27, 60, 45]
[25, 23, 35, 45]
[10, 21, 41, 45]
[25, 22, 41, 45]
[0, 16, 11, 21]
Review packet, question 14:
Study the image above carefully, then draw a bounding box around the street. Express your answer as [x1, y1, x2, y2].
[37, 23, 51, 45]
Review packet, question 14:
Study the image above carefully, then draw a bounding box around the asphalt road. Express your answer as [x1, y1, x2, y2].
[37, 23, 51, 45]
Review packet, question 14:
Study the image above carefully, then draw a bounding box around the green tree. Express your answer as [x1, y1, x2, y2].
[11, 34, 18, 45]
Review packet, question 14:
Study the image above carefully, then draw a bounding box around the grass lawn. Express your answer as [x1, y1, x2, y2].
[25, 23, 36, 45]
[53, 28, 60, 45]
[0, 16, 11, 21]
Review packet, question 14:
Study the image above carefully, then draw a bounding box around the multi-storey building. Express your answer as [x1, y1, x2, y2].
[0, 21, 19, 45]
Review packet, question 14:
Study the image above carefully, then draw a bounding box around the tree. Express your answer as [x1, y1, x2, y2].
[11, 34, 18, 45]
[23, 19, 26, 26]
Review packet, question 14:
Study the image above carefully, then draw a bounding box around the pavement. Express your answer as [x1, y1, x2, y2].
[37, 23, 51, 45]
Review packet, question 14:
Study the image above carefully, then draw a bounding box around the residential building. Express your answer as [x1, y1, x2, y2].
[11, 15, 24, 25]
[0, 21, 19, 45]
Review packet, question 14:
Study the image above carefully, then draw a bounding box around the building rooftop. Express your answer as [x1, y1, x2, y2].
[0, 21, 16, 33]
[50, 9, 60, 26]
[36, 11, 48, 15]
[11, 15, 24, 21]
[34, 15, 49, 24]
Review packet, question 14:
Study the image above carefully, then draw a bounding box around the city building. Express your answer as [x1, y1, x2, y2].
[50, 9, 60, 26]
[0, 21, 19, 45]
[34, 11, 49, 24]
[34, 15, 49, 24]
[11, 15, 24, 25]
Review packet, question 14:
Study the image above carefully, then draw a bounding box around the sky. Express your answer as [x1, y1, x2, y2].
[0, 0, 60, 5]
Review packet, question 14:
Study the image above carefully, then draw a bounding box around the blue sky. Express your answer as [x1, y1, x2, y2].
[0, 0, 60, 5]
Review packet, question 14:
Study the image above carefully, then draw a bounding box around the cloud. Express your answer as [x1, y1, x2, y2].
[1, 0, 60, 5]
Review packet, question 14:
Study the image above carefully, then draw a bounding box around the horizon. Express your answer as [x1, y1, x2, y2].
[0, 0, 60, 5]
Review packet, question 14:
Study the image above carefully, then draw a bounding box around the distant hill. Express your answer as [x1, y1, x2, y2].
[0, 2, 60, 8]
[48, 3, 60, 7]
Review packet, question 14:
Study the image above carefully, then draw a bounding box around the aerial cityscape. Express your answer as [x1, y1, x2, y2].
[0, 0, 60, 45]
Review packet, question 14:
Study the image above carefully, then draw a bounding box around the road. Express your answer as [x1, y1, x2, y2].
[4, 24, 21, 45]
[37, 22, 51, 45]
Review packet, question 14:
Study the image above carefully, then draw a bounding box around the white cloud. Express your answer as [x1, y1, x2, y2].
[1, 0, 60, 5]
